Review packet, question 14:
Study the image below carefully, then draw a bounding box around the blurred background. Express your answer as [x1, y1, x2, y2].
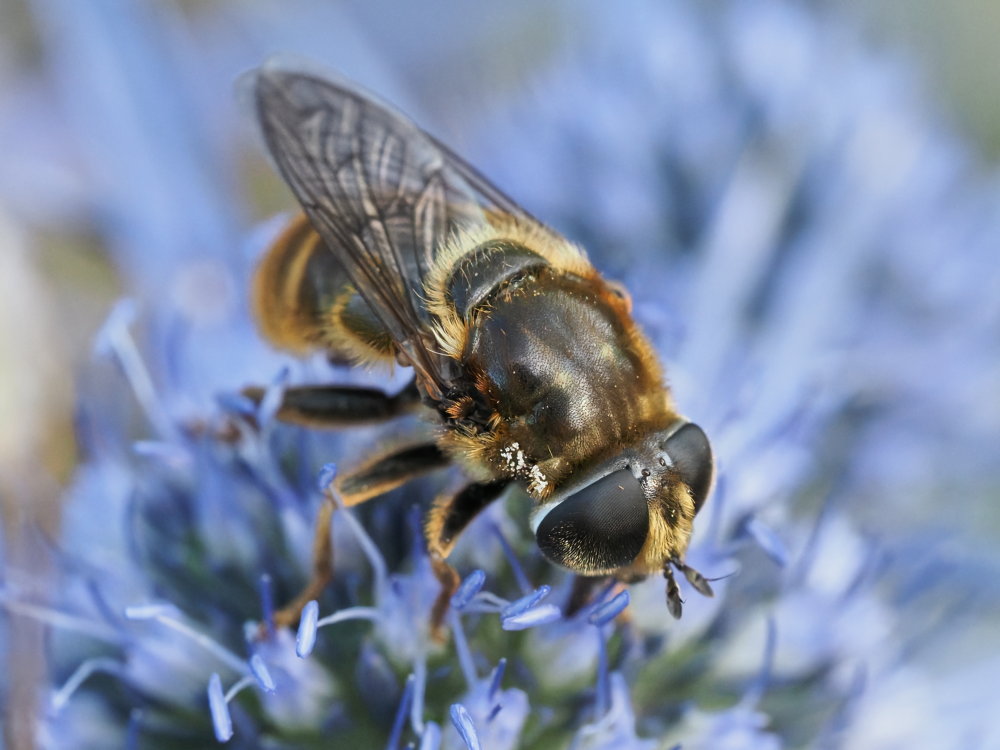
[1, 0, 998, 748]
[3, 0, 998, 538]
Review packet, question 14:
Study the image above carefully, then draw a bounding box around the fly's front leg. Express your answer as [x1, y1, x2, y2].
[424, 479, 511, 640]
[338, 442, 450, 505]
[659, 557, 713, 622]
[242, 379, 420, 428]
[663, 565, 683, 619]
[267, 441, 451, 633]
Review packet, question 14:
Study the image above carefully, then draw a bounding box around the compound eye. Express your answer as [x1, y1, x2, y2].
[664, 423, 714, 514]
[536, 469, 648, 573]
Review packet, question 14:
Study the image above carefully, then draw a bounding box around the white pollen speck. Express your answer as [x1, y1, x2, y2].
[500, 441, 547, 494]
[528, 464, 549, 495]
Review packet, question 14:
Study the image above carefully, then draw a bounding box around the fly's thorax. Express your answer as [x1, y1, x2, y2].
[423, 217, 592, 361]
[444, 239, 548, 318]
[424, 216, 677, 503]
[461, 264, 673, 481]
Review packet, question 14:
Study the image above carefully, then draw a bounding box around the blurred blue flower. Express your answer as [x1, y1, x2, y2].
[2, 0, 999, 748]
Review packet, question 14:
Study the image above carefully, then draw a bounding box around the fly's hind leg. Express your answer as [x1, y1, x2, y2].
[242, 379, 421, 428]
[267, 439, 451, 633]
[424, 479, 511, 640]
[268, 493, 337, 633]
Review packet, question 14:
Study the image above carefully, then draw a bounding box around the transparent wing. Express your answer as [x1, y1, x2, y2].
[253, 66, 543, 398]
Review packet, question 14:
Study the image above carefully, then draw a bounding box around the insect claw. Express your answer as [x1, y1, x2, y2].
[663, 566, 683, 619]
[666, 594, 683, 620]
[683, 565, 714, 597]
[670, 557, 714, 597]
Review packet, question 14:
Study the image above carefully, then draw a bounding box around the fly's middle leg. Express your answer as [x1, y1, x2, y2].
[423, 479, 510, 640]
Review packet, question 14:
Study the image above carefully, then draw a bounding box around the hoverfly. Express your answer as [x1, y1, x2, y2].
[247, 65, 714, 632]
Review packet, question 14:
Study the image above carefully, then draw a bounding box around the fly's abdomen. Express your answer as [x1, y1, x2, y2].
[253, 212, 396, 364]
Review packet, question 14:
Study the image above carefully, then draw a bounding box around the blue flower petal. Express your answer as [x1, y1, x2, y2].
[588, 591, 630, 627]
[317, 462, 339, 492]
[249, 654, 276, 693]
[449, 703, 482, 750]
[500, 585, 551, 620]
[502, 604, 562, 631]
[296, 600, 319, 658]
[207, 673, 233, 743]
[451, 570, 487, 611]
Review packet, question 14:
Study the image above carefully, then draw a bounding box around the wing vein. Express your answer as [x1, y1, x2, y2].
[254, 68, 551, 397]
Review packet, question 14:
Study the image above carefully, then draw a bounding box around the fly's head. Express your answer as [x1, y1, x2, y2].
[530, 421, 715, 617]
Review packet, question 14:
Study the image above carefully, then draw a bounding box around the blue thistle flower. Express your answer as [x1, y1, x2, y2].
[2, 0, 999, 748]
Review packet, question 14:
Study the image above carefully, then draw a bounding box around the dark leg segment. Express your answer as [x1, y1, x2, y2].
[242, 379, 420, 428]
[663, 565, 683, 619]
[424, 479, 511, 638]
[670, 556, 714, 597]
[662, 557, 713, 621]
[337, 443, 450, 505]
[264, 440, 450, 636]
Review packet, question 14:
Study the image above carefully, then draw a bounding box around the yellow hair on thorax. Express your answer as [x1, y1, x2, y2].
[424, 214, 593, 361]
